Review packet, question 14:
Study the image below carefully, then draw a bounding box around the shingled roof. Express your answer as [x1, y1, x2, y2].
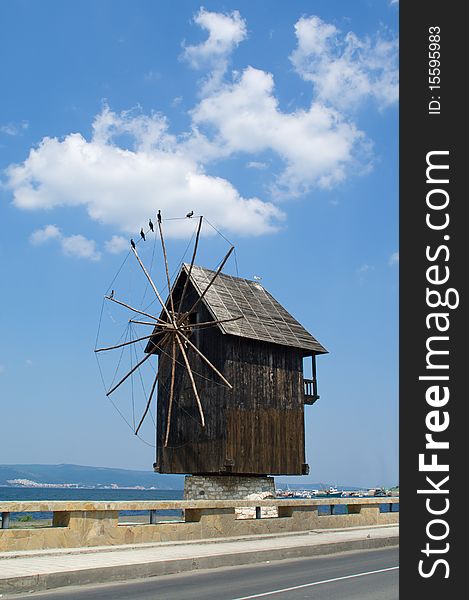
[176, 264, 327, 354]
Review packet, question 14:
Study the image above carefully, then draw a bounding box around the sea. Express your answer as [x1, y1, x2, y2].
[0, 487, 398, 520]
[0, 487, 184, 521]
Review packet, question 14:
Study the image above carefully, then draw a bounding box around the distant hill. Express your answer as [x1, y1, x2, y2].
[0, 464, 183, 490]
[0, 464, 370, 491]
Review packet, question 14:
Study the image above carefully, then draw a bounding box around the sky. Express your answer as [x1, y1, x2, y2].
[0, 0, 398, 488]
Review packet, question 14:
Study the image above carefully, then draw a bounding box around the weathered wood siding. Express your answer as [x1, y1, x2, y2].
[155, 275, 306, 475]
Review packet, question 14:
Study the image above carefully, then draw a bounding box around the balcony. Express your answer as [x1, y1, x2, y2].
[304, 378, 319, 405]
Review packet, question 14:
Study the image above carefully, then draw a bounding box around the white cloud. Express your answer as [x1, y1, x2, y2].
[61, 235, 101, 261]
[182, 8, 247, 94]
[388, 251, 399, 266]
[357, 264, 375, 281]
[105, 235, 129, 254]
[191, 66, 370, 196]
[29, 224, 61, 245]
[182, 8, 246, 70]
[1, 120, 29, 136]
[29, 225, 101, 261]
[7, 107, 283, 239]
[6, 11, 396, 252]
[290, 16, 398, 111]
[247, 161, 268, 170]
[358, 263, 374, 274]
[143, 70, 161, 83]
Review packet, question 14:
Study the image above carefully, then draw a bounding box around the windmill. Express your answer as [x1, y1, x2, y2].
[95, 214, 242, 449]
[96, 213, 327, 478]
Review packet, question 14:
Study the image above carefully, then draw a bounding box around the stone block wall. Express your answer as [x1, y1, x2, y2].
[184, 475, 278, 518]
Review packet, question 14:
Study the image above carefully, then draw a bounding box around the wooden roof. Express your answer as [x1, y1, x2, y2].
[178, 264, 327, 355]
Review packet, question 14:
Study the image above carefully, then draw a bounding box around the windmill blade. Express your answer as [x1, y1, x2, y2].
[177, 216, 203, 314]
[177, 330, 232, 389]
[130, 246, 174, 324]
[95, 330, 165, 353]
[182, 246, 234, 319]
[106, 350, 154, 397]
[190, 315, 244, 328]
[106, 333, 168, 397]
[105, 296, 167, 324]
[164, 336, 177, 447]
[157, 217, 176, 317]
[135, 362, 160, 435]
[129, 320, 172, 327]
[175, 333, 205, 427]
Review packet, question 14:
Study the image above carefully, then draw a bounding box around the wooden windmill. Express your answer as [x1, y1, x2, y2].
[96, 214, 327, 477]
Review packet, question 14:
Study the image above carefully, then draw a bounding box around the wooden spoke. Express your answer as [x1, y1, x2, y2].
[189, 315, 244, 328]
[106, 333, 168, 397]
[95, 330, 165, 353]
[177, 330, 232, 389]
[135, 362, 160, 435]
[164, 337, 177, 447]
[182, 246, 234, 319]
[177, 216, 203, 314]
[105, 296, 167, 324]
[146, 332, 170, 354]
[130, 246, 174, 324]
[129, 320, 171, 327]
[157, 218, 176, 318]
[175, 333, 205, 427]
[106, 351, 153, 397]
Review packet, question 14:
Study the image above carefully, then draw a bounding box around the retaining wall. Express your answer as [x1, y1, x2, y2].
[0, 497, 399, 553]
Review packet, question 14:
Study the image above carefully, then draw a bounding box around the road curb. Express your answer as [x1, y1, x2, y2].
[0, 535, 398, 596]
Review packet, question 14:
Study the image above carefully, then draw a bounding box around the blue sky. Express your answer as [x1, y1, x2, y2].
[0, 1, 398, 488]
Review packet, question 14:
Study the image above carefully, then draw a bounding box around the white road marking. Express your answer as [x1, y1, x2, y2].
[230, 566, 399, 599]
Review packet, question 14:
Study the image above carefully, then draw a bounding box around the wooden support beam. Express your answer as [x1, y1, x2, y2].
[131, 246, 174, 324]
[135, 362, 160, 435]
[164, 337, 177, 447]
[106, 333, 167, 397]
[177, 329, 232, 389]
[183, 246, 234, 318]
[95, 331, 164, 353]
[177, 216, 203, 314]
[105, 296, 166, 324]
[157, 217, 176, 317]
[175, 333, 205, 427]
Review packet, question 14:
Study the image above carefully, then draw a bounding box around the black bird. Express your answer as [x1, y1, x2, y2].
[130, 239, 136, 249]
[186, 210, 194, 218]
[157, 210, 162, 224]
[110, 289, 114, 299]
[149, 218, 154, 232]
[140, 228, 146, 241]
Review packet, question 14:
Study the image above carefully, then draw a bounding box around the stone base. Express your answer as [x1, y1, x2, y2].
[184, 475, 277, 519]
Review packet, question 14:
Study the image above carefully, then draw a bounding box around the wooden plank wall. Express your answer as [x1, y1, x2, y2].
[155, 275, 306, 475]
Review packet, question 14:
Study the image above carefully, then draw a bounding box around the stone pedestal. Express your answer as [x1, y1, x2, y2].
[184, 475, 277, 519]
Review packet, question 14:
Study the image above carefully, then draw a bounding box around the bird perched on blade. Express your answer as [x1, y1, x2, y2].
[149, 218, 154, 232]
[140, 228, 146, 241]
[130, 239, 136, 249]
[110, 290, 114, 299]
[157, 210, 162, 224]
[186, 210, 194, 218]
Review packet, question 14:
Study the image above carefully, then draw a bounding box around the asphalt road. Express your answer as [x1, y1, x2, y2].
[6, 547, 399, 600]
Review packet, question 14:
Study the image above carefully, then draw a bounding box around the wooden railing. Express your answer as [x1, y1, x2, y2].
[303, 378, 319, 404]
